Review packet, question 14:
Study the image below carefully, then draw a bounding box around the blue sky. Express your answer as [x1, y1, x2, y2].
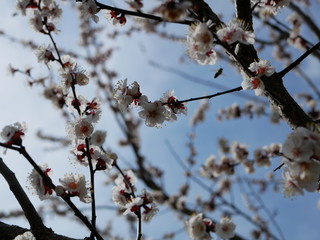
[0, 1, 320, 239]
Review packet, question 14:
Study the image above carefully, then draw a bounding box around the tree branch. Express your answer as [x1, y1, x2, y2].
[0, 221, 82, 240]
[0, 157, 48, 235]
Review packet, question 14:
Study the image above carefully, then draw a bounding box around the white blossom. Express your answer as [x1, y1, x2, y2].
[282, 127, 317, 162]
[112, 185, 131, 208]
[1, 122, 27, 146]
[241, 76, 265, 96]
[138, 100, 167, 127]
[113, 79, 142, 111]
[67, 117, 94, 140]
[79, 0, 99, 23]
[14, 231, 36, 240]
[59, 173, 91, 203]
[27, 163, 53, 200]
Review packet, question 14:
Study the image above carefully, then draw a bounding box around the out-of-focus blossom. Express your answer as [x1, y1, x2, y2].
[215, 216, 236, 239]
[35, 45, 55, 65]
[154, 0, 191, 22]
[90, 130, 107, 146]
[126, 0, 143, 11]
[190, 99, 209, 127]
[79, 0, 99, 23]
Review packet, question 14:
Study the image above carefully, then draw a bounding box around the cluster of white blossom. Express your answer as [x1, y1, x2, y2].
[200, 139, 281, 179]
[113, 79, 187, 127]
[15, 0, 62, 33]
[26, 160, 92, 203]
[6, 52, 114, 202]
[241, 60, 275, 96]
[217, 101, 266, 121]
[186, 213, 236, 240]
[185, 21, 217, 65]
[281, 127, 320, 197]
[286, 13, 307, 51]
[112, 170, 159, 221]
[58, 55, 114, 171]
[185, 18, 255, 66]
[200, 155, 235, 179]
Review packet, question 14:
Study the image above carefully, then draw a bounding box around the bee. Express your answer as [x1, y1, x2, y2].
[214, 68, 223, 79]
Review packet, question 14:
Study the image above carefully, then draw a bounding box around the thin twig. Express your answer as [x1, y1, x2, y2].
[85, 138, 97, 239]
[163, 87, 242, 106]
[273, 163, 284, 172]
[278, 41, 320, 78]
